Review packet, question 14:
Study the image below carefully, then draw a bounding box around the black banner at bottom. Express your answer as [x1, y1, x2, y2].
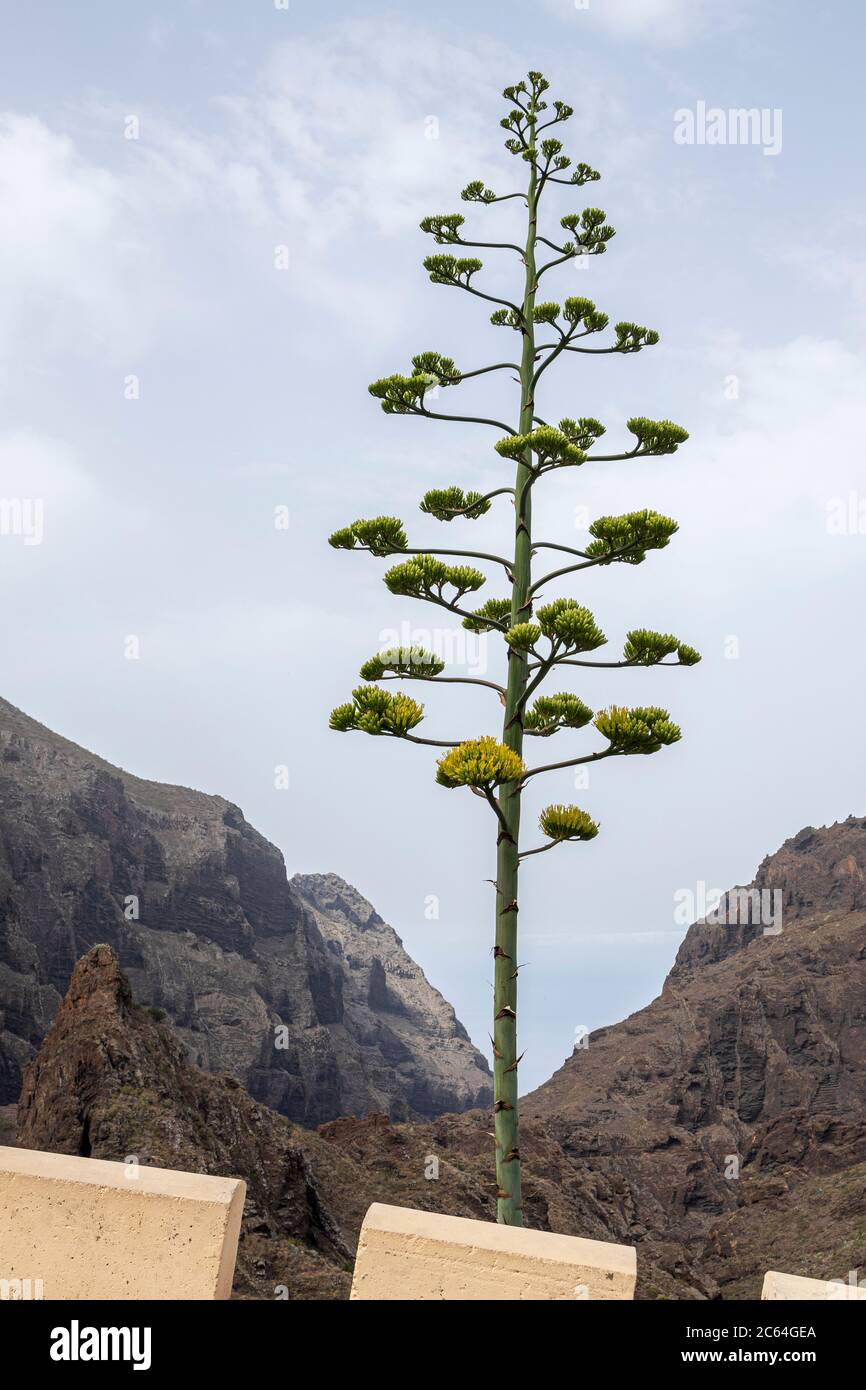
[2, 1296, 861, 1374]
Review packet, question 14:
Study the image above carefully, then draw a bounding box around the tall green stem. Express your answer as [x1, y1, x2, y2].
[331, 67, 696, 1229]
[493, 106, 538, 1226]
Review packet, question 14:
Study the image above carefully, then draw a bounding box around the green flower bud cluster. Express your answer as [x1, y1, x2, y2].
[539, 137, 570, 173]
[563, 296, 609, 331]
[526, 71, 550, 94]
[420, 486, 491, 521]
[525, 693, 594, 737]
[504, 137, 532, 160]
[584, 509, 678, 564]
[539, 804, 599, 842]
[495, 426, 586, 469]
[359, 647, 445, 681]
[569, 162, 601, 186]
[503, 72, 550, 104]
[329, 516, 408, 556]
[437, 736, 525, 788]
[423, 254, 483, 286]
[672, 642, 701, 666]
[594, 705, 682, 754]
[490, 308, 523, 331]
[410, 350, 460, 385]
[559, 416, 607, 451]
[627, 417, 690, 454]
[461, 180, 497, 204]
[614, 322, 660, 352]
[536, 598, 606, 651]
[622, 630, 700, 666]
[495, 76, 599, 181]
[560, 208, 615, 255]
[461, 598, 512, 632]
[501, 110, 526, 133]
[504, 622, 541, 653]
[330, 686, 425, 737]
[491, 295, 612, 336]
[368, 374, 430, 414]
[622, 630, 679, 664]
[419, 214, 466, 245]
[384, 553, 486, 601]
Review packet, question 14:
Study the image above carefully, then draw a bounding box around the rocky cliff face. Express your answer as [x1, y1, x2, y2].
[12, 943, 665, 1298]
[12, 819, 866, 1298]
[15, 945, 357, 1298]
[0, 696, 490, 1124]
[5, 694, 863, 1298]
[290, 873, 489, 1119]
[670, 818, 866, 974]
[524, 817, 866, 1296]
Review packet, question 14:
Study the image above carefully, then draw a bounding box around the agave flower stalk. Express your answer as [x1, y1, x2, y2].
[328, 70, 700, 1226]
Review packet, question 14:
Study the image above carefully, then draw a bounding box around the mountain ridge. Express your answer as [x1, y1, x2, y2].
[522, 815, 866, 1295]
[3, 692, 863, 1297]
[0, 695, 491, 1124]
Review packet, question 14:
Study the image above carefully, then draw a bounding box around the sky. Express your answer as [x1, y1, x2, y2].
[1, 0, 865, 1091]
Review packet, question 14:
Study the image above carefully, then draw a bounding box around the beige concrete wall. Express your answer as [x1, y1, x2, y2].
[762, 1270, 866, 1301]
[0, 1146, 245, 1300]
[351, 1202, 636, 1300]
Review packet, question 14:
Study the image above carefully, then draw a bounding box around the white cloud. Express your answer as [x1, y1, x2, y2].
[0, 26, 511, 377]
[0, 112, 208, 377]
[0, 429, 150, 577]
[780, 244, 866, 313]
[0, 429, 95, 507]
[0, 431, 95, 560]
[0, 18, 653, 385]
[0, 116, 123, 364]
[700, 335, 866, 519]
[544, 0, 740, 45]
[255, 22, 517, 237]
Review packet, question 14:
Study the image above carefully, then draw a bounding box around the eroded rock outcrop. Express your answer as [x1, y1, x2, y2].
[291, 873, 491, 1119]
[524, 817, 866, 1296]
[16, 944, 358, 1297]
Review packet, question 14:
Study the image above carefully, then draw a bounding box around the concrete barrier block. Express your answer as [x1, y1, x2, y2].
[0, 1146, 245, 1301]
[762, 1270, 866, 1301]
[350, 1202, 636, 1301]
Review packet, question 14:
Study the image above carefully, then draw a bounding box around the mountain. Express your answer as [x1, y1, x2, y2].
[14, 943, 516, 1298]
[4, 690, 863, 1297]
[290, 873, 489, 1119]
[523, 817, 866, 1296]
[15, 943, 358, 1298]
[12, 942, 676, 1298]
[0, 696, 491, 1125]
[14, 818, 866, 1299]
